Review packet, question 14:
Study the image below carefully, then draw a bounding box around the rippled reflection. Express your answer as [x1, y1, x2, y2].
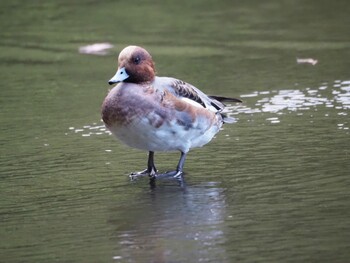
[109, 183, 228, 262]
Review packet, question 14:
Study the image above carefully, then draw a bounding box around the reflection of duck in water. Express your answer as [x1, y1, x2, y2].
[102, 45, 241, 181]
[110, 184, 227, 262]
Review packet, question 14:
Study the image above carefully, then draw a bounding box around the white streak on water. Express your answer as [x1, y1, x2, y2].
[230, 79, 350, 131]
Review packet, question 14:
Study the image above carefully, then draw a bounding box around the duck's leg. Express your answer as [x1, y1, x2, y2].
[155, 151, 187, 179]
[130, 151, 157, 180]
[147, 151, 158, 176]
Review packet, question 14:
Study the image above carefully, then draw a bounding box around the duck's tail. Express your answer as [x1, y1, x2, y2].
[221, 114, 236, 124]
[209, 95, 242, 124]
[209, 95, 242, 104]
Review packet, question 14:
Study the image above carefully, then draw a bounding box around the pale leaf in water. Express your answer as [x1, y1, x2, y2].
[296, 58, 318, 65]
[79, 43, 114, 55]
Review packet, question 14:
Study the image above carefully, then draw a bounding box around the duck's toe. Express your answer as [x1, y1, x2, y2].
[151, 170, 185, 187]
[129, 167, 157, 181]
[154, 170, 183, 179]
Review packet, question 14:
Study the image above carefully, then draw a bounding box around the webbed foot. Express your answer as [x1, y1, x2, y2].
[129, 151, 157, 181]
[152, 170, 185, 187]
[129, 168, 157, 181]
[154, 170, 183, 179]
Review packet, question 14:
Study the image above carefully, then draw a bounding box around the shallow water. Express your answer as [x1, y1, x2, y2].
[1, 0, 350, 262]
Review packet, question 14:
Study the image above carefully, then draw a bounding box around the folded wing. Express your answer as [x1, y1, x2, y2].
[154, 77, 241, 113]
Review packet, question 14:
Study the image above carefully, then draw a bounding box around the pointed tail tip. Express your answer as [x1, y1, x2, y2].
[209, 95, 242, 103]
[222, 115, 237, 124]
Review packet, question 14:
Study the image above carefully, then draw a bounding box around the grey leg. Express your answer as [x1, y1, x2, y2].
[155, 151, 187, 179]
[130, 151, 157, 180]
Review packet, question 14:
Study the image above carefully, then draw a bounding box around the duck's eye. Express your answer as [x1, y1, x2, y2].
[133, 56, 141, 65]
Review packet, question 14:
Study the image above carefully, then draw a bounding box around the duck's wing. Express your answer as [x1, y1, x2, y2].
[154, 77, 241, 112]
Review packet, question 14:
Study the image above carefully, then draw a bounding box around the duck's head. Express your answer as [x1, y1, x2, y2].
[108, 45, 156, 85]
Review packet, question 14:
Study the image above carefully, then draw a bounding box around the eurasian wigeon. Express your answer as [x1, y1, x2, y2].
[101, 45, 241, 182]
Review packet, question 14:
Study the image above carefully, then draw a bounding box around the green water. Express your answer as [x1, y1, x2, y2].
[1, 0, 349, 262]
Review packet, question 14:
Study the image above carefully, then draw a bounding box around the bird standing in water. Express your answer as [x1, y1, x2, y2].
[101, 45, 241, 183]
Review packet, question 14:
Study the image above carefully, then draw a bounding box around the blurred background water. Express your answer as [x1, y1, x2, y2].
[0, 0, 349, 262]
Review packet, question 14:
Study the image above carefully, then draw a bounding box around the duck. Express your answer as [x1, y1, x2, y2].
[101, 45, 241, 182]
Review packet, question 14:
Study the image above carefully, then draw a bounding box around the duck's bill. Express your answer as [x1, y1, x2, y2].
[108, 67, 129, 85]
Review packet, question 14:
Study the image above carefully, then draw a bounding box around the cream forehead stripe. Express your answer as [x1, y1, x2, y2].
[118, 46, 151, 60]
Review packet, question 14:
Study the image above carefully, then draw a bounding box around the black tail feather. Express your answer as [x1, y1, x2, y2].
[209, 95, 242, 103]
[221, 114, 236, 124]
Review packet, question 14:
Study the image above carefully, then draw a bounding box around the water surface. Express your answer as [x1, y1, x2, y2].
[1, 0, 349, 262]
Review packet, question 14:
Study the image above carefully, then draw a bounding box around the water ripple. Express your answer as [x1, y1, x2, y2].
[231, 79, 349, 130]
[67, 122, 111, 137]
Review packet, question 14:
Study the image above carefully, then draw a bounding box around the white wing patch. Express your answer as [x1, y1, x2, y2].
[181, 97, 204, 108]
